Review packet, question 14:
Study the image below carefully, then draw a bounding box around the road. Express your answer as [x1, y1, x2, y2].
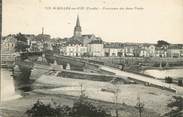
[100, 65, 183, 95]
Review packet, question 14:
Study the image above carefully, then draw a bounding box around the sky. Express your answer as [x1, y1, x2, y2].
[2, 0, 183, 44]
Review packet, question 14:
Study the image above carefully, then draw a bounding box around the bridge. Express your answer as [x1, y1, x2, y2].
[99, 65, 183, 94]
[45, 54, 104, 71]
[19, 51, 43, 59]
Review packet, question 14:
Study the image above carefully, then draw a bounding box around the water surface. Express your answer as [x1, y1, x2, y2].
[1, 68, 21, 102]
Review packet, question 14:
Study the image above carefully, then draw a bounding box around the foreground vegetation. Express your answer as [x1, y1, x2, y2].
[26, 95, 111, 117]
[164, 96, 183, 117]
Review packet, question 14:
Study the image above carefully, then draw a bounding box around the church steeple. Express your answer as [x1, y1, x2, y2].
[74, 15, 82, 37]
[76, 15, 80, 27]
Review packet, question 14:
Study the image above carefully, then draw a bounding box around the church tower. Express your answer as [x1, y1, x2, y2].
[74, 15, 82, 37]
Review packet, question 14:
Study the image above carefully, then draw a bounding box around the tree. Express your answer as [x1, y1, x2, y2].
[26, 98, 111, 117]
[165, 96, 183, 117]
[117, 52, 122, 57]
[35, 34, 51, 42]
[82, 52, 90, 57]
[112, 84, 120, 117]
[15, 33, 29, 52]
[75, 83, 111, 117]
[79, 83, 87, 100]
[72, 90, 110, 117]
[52, 45, 60, 55]
[26, 99, 71, 117]
[165, 77, 173, 83]
[168, 96, 183, 110]
[135, 97, 144, 117]
[15, 33, 27, 42]
[178, 80, 183, 86]
[15, 41, 29, 52]
[157, 40, 170, 47]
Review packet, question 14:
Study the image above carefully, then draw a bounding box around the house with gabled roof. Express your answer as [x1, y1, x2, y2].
[104, 42, 124, 57]
[2, 35, 17, 53]
[63, 39, 87, 56]
[87, 40, 104, 56]
[167, 44, 183, 58]
[139, 44, 156, 57]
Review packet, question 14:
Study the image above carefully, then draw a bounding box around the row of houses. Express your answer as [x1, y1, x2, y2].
[62, 39, 104, 57]
[1, 34, 55, 53]
[2, 34, 183, 58]
[61, 39, 183, 58]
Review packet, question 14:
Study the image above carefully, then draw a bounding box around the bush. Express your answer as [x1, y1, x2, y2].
[26, 100, 71, 117]
[178, 80, 183, 86]
[165, 77, 173, 83]
[26, 98, 111, 117]
[168, 96, 183, 110]
[164, 96, 183, 117]
[72, 99, 110, 117]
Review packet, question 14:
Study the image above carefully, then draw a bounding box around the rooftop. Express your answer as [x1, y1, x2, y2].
[104, 43, 124, 48]
[88, 39, 103, 44]
[168, 44, 183, 49]
[65, 39, 83, 45]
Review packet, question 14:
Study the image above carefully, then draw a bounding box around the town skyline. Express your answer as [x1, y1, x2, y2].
[3, 0, 183, 44]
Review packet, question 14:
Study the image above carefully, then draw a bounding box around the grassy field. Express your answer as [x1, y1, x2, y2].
[0, 92, 161, 117]
[34, 75, 176, 115]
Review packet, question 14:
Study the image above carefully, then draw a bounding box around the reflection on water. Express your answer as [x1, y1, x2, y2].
[1, 68, 21, 102]
[144, 69, 183, 79]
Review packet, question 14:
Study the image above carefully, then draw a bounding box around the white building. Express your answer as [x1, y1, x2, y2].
[155, 47, 167, 58]
[148, 45, 156, 57]
[29, 40, 44, 52]
[139, 49, 149, 57]
[87, 40, 104, 56]
[167, 45, 183, 58]
[139, 44, 156, 57]
[124, 44, 138, 57]
[104, 43, 124, 57]
[2, 35, 17, 53]
[64, 39, 87, 56]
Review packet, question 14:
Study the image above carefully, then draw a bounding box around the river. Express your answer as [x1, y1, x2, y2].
[1, 68, 21, 102]
[144, 68, 183, 79]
